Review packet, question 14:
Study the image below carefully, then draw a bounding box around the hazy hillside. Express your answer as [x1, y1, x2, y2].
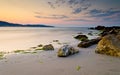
[0, 21, 54, 27]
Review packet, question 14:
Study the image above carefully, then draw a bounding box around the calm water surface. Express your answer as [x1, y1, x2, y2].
[0, 27, 98, 52]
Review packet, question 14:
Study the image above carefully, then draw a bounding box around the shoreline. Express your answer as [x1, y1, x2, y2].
[0, 45, 120, 75]
[0, 26, 120, 75]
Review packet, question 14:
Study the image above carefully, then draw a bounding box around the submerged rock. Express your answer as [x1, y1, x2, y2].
[78, 37, 101, 48]
[88, 32, 93, 36]
[95, 26, 105, 30]
[95, 34, 120, 57]
[74, 35, 88, 41]
[43, 44, 54, 50]
[53, 40, 59, 42]
[37, 44, 43, 47]
[77, 32, 83, 34]
[57, 45, 79, 57]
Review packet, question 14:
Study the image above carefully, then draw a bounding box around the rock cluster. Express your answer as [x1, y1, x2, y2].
[91, 25, 120, 57]
[100, 28, 120, 37]
[90, 25, 120, 30]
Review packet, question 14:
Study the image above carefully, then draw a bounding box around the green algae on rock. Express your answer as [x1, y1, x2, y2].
[95, 34, 120, 57]
[42, 44, 54, 50]
[0, 52, 5, 59]
[74, 35, 88, 41]
[14, 50, 25, 53]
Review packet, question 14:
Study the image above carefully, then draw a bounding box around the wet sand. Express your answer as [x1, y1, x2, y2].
[0, 45, 120, 75]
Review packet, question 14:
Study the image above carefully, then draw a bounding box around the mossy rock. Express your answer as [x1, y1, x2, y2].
[0, 52, 4, 59]
[37, 44, 43, 47]
[35, 47, 43, 50]
[96, 34, 120, 57]
[74, 35, 88, 41]
[42, 44, 54, 50]
[14, 50, 25, 53]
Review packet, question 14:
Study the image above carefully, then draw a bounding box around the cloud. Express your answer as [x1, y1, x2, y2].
[48, 0, 91, 14]
[35, 15, 68, 19]
[86, 8, 120, 22]
[48, 2, 55, 9]
[103, 12, 120, 22]
[72, 3, 91, 14]
[34, 12, 41, 14]
[89, 8, 120, 17]
[65, 18, 92, 22]
[72, 8, 82, 14]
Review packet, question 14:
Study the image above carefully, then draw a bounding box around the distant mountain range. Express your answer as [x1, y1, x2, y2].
[0, 21, 54, 27]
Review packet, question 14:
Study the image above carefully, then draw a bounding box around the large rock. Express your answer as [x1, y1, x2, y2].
[78, 37, 101, 48]
[57, 45, 79, 57]
[74, 35, 88, 41]
[43, 44, 54, 50]
[95, 34, 120, 57]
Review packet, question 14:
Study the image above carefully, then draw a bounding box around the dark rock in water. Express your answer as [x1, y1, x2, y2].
[95, 34, 120, 57]
[78, 37, 101, 48]
[88, 32, 93, 36]
[89, 26, 120, 31]
[95, 26, 105, 30]
[43, 44, 54, 50]
[37, 44, 43, 47]
[90, 26, 120, 37]
[100, 29, 119, 37]
[74, 35, 88, 41]
[89, 25, 105, 30]
[57, 45, 79, 57]
[53, 40, 59, 42]
[89, 27, 94, 29]
[77, 32, 83, 34]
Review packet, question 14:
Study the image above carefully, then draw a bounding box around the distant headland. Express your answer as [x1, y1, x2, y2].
[0, 21, 54, 27]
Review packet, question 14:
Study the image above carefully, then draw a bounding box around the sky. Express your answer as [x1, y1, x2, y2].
[0, 0, 120, 27]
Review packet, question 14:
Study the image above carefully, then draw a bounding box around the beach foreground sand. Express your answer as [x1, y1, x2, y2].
[0, 45, 120, 75]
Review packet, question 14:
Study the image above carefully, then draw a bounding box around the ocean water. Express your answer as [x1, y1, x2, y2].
[0, 27, 120, 75]
[0, 27, 99, 52]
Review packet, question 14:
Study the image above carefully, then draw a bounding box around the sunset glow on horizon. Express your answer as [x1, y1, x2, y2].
[0, 0, 120, 26]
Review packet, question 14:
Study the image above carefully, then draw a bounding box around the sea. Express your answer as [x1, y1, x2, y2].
[0, 27, 99, 52]
[0, 27, 120, 75]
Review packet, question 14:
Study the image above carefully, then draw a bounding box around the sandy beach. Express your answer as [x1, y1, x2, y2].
[0, 0, 120, 74]
[0, 45, 120, 75]
[0, 27, 120, 75]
